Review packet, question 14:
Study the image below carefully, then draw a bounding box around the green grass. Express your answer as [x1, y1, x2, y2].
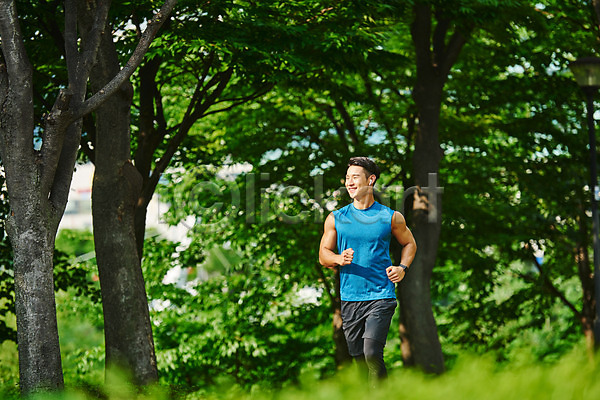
[4, 345, 599, 400]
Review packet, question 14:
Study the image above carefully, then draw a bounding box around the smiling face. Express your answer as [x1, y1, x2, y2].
[345, 165, 374, 200]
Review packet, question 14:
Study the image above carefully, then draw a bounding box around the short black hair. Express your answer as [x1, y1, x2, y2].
[347, 157, 380, 182]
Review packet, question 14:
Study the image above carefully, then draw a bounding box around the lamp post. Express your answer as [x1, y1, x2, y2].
[570, 57, 600, 346]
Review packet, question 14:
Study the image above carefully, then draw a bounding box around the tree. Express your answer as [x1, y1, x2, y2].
[429, 0, 600, 358]
[85, 1, 164, 383]
[393, 0, 472, 373]
[0, 0, 176, 392]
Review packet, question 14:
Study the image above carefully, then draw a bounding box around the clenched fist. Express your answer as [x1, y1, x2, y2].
[339, 248, 354, 266]
[386, 265, 406, 283]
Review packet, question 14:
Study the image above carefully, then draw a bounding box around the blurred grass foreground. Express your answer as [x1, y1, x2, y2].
[6, 347, 600, 400]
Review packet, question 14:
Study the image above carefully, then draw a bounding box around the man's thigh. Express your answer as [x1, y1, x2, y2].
[363, 298, 397, 345]
[341, 299, 397, 356]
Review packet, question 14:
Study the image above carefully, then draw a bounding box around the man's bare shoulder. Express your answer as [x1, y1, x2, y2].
[392, 211, 407, 227]
[324, 212, 336, 228]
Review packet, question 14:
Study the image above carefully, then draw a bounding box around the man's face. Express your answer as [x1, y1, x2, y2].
[345, 165, 373, 199]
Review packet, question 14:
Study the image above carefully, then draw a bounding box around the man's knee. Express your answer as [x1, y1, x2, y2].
[363, 338, 384, 360]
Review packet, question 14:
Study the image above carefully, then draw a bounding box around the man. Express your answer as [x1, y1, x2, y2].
[319, 157, 417, 381]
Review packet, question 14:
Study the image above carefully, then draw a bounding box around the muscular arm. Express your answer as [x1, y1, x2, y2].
[386, 211, 417, 283]
[319, 213, 353, 268]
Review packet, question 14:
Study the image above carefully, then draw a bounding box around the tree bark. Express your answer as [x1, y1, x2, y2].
[403, 73, 445, 375]
[9, 218, 63, 392]
[86, 8, 158, 383]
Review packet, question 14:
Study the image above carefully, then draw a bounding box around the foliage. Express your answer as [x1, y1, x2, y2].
[55, 230, 96, 258]
[1, 347, 599, 399]
[55, 286, 104, 389]
[142, 236, 335, 390]
[4, 0, 600, 395]
[430, 0, 600, 361]
[161, 0, 600, 366]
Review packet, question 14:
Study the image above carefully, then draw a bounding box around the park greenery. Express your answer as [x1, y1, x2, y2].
[2, 0, 600, 398]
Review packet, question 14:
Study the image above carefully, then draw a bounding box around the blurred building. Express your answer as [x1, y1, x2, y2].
[59, 163, 189, 245]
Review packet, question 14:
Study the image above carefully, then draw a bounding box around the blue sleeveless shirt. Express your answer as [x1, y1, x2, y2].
[333, 201, 396, 301]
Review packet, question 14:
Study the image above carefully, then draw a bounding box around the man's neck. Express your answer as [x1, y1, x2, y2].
[353, 195, 375, 210]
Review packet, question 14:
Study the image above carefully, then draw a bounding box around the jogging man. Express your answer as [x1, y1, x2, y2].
[318, 157, 417, 380]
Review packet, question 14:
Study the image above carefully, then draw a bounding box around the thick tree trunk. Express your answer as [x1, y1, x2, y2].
[0, 4, 65, 390]
[9, 211, 64, 391]
[394, 2, 470, 374]
[396, 88, 445, 373]
[396, 201, 444, 374]
[89, 18, 158, 384]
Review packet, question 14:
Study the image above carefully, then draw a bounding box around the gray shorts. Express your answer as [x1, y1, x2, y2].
[341, 298, 397, 357]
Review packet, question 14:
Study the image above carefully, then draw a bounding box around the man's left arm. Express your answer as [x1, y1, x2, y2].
[386, 211, 417, 283]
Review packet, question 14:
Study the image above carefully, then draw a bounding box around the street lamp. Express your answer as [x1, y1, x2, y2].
[569, 56, 600, 346]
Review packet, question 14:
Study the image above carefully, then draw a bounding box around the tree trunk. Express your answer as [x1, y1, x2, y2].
[396, 193, 445, 373]
[396, 92, 445, 372]
[8, 205, 64, 392]
[315, 262, 351, 368]
[88, 17, 158, 384]
[0, 3, 66, 390]
[395, 2, 469, 374]
[574, 210, 596, 353]
[332, 268, 351, 367]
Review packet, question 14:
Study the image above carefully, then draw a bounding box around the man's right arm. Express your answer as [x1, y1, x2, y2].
[319, 213, 353, 268]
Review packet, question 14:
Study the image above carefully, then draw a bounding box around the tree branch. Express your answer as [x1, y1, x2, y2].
[199, 50, 216, 87]
[74, 0, 178, 120]
[40, 89, 74, 199]
[432, 14, 450, 67]
[189, 68, 233, 120]
[63, 0, 79, 81]
[74, 0, 112, 97]
[0, 59, 7, 161]
[440, 29, 469, 76]
[133, 56, 163, 173]
[334, 99, 359, 147]
[40, 0, 110, 200]
[316, 101, 347, 148]
[360, 72, 402, 158]
[530, 256, 582, 320]
[0, 0, 34, 161]
[139, 67, 238, 209]
[48, 121, 83, 230]
[201, 84, 273, 118]
[411, 3, 433, 74]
